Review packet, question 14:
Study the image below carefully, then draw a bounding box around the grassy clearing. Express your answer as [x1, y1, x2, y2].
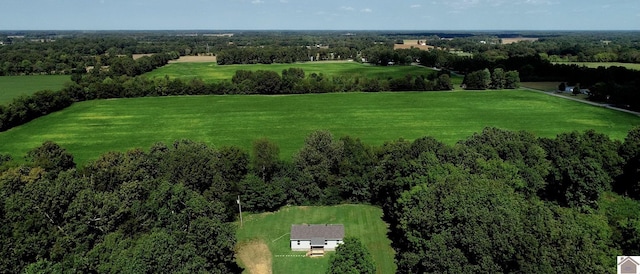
[552, 62, 640, 71]
[144, 61, 439, 83]
[235, 204, 395, 274]
[0, 90, 638, 165]
[0, 75, 69, 104]
[521, 82, 561, 91]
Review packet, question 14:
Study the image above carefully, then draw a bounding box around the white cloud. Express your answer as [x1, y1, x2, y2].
[410, 4, 421, 8]
[251, 0, 264, 4]
[445, 0, 480, 10]
[361, 8, 372, 13]
[518, 0, 555, 5]
[340, 6, 355, 11]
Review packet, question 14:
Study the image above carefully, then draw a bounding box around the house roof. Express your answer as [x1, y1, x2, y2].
[290, 224, 344, 241]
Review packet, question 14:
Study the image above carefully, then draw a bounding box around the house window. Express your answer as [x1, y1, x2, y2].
[324, 240, 327, 245]
[297, 241, 300, 245]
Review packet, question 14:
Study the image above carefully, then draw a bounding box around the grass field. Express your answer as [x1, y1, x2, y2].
[552, 61, 640, 71]
[0, 75, 69, 104]
[0, 90, 638, 165]
[235, 204, 395, 274]
[521, 82, 560, 91]
[144, 61, 440, 83]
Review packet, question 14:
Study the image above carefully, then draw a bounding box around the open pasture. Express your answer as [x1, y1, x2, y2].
[501, 37, 539, 44]
[169, 55, 217, 63]
[235, 204, 395, 274]
[552, 61, 640, 71]
[144, 61, 438, 83]
[521, 82, 561, 91]
[0, 90, 638, 165]
[0, 75, 69, 104]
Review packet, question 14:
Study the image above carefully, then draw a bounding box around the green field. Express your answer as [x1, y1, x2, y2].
[144, 61, 442, 83]
[521, 82, 561, 91]
[552, 61, 640, 71]
[0, 90, 638, 165]
[235, 204, 395, 274]
[0, 75, 70, 104]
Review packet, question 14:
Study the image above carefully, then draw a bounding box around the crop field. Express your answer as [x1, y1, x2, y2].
[501, 37, 539, 44]
[0, 90, 638, 165]
[0, 75, 69, 104]
[521, 82, 561, 91]
[144, 61, 440, 83]
[235, 204, 395, 274]
[552, 61, 640, 71]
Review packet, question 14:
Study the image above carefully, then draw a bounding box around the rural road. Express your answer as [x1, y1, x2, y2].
[522, 87, 640, 116]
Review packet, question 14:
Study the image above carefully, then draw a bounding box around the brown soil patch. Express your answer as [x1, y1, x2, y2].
[132, 54, 156, 60]
[394, 44, 435, 51]
[501, 37, 539, 44]
[237, 240, 272, 274]
[169, 55, 217, 63]
[521, 82, 560, 91]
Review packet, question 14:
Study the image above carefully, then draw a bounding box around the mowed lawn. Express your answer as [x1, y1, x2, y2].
[0, 90, 639, 165]
[144, 61, 439, 83]
[0, 75, 70, 104]
[552, 61, 640, 71]
[235, 204, 395, 274]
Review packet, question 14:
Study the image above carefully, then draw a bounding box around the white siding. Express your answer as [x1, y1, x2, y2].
[291, 240, 311, 251]
[290, 240, 343, 251]
[323, 240, 343, 251]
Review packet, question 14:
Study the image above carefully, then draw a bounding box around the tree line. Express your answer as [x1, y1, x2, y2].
[2, 126, 640, 272]
[364, 48, 640, 109]
[461, 68, 520, 90]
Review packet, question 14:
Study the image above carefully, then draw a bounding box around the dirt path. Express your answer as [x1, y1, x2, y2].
[236, 240, 272, 274]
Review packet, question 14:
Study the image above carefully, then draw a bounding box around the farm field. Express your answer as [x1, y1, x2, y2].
[0, 90, 638, 165]
[235, 204, 395, 274]
[521, 82, 561, 91]
[0, 75, 69, 104]
[144, 61, 440, 83]
[552, 61, 640, 70]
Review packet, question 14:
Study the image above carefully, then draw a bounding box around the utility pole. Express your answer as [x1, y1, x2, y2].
[237, 195, 243, 227]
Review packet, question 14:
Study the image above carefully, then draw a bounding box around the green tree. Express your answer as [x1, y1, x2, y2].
[293, 130, 344, 202]
[618, 126, 640, 197]
[462, 69, 491, 90]
[504, 70, 520, 89]
[541, 130, 623, 209]
[490, 68, 506, 89]
[572, 84, 581, 96]
[558, 82, 566, 92]
[252, 138, 281, 181]
[435, 74, 453, 90]
[26, 141, 75, 176]
[327, 237, 375, 274]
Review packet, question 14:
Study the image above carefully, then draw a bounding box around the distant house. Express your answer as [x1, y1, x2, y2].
[563, 86, 589, 94]
[290, 224, 344, 255]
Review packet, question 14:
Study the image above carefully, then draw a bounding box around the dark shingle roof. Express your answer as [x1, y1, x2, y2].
[290, 224, 344, 241]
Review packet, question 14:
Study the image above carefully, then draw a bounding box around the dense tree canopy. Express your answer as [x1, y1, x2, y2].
[2, 126, 640, 273]
[327, 237, 375, 274]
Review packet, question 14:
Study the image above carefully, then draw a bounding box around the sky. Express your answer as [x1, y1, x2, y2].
[1, 0, 639, 30]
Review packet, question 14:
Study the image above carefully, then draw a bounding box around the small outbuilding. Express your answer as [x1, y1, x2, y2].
[290, 224, 344, 256]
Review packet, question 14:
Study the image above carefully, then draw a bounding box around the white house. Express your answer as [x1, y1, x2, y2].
[290, 224, 344, 255]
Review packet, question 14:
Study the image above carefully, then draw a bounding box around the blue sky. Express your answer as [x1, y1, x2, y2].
[1, 0, 638, 30]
